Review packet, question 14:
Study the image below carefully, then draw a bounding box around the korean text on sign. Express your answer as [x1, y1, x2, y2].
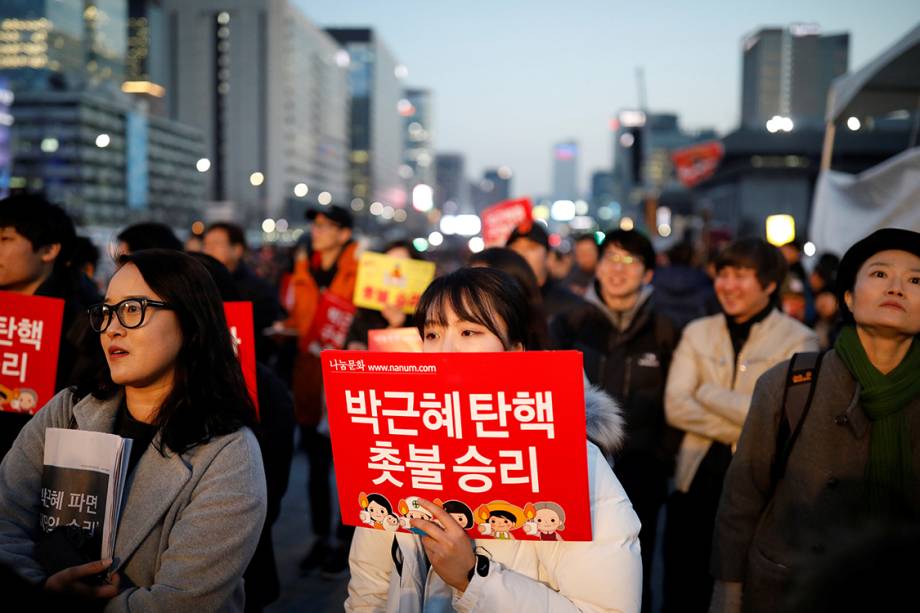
[322, 350, 593, 541]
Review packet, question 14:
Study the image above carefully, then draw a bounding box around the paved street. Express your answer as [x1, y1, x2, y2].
[266, 449, 348, 612]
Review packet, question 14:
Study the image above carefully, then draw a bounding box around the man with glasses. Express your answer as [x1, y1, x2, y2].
[0, 194, 100, 459]
[284, 205, 358, 579]
[554, 228, 679, 613]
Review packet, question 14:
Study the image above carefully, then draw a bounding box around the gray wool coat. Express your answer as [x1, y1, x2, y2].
[0, 388, 267, 612]
[710, 349, 920, 613]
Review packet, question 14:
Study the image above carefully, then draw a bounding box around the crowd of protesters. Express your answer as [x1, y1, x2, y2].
[0, 190, 917, 612]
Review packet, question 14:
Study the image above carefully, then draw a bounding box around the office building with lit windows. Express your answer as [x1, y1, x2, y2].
[10, 89, 206, 226]
[165, 0, 349, 222]
[327, 28, 404, 214]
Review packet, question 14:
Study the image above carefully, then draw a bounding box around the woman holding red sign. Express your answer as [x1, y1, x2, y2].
[346, 267, 642, 612]
[0, 249, 266, 611]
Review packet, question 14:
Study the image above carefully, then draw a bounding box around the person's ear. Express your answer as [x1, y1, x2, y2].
[642, 268, 654, 285]
[38, 243, 61, 264]
[509, 341, 524, 352]
[844, 290, 854, 312]
[764, 281, 777, 296]
[340, 227, 353, 244]
[231, 243, 244, 260]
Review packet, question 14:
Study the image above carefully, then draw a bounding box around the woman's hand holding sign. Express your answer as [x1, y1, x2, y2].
[410, 498, 476, 593]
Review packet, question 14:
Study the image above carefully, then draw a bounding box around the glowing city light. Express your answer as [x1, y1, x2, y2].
[249, 172, 264, 186]
[766, 214, 796, 247]
[804, 241, 817, 257]
[551, 200, 576, 222]
[847, 117, 861, 131]
[276, 219, 289, 232]
[351, 198, 365, 211]
[318, 191, 332, 205]
[497, 166, 512, 180]
[428, 231, 444, 246]
[196, 158, 211, 172]
[468, 237, 485, 253]
[95, 133, 110, 148]
[413, 238, 429, 252]
[394, 64, 409, 79]
[261, 218, 276, 233]
[412, 184, 434, 212]
[620, 217, 635, 231]
[40, 137, 58, 153]
[294, 183, 308, 197]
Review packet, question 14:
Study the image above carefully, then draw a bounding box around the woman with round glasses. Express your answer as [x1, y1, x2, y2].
[0, 249, 266, 611]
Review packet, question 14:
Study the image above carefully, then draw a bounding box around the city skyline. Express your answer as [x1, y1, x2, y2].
[295, 0, 919, 199]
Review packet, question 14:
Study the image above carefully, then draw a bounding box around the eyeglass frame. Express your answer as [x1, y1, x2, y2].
[600, 252, 641, 266]
[87, 298, 174, 333]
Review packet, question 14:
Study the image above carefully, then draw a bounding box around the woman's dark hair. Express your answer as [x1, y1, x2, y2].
[715, 238, 787, 299]
[366, 493, 393, 514]
[116, 222, 182, 253]
[443, 500, 473, 527]
[90, 249, 256, 454]
[415, 267, 538, 350]
[489, 510, 517, 522]
[468, 247, 549, 349]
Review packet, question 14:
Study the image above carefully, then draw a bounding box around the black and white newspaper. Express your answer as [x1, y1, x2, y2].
[41, 428, 132, 561]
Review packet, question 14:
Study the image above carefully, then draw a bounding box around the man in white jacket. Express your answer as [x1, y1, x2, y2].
[662, 239, 818, 613]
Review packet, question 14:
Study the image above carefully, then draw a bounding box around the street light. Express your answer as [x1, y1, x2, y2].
[250, 172, 264, 186]
[294, 183, 308, 197]
[196, 158, 211, 172]
[95, 133, 110, 148]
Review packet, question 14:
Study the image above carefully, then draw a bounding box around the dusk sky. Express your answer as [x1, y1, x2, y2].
[295, 0, 919, 200]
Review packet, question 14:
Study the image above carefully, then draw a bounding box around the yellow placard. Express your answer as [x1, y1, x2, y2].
[353, 252, 436, 314]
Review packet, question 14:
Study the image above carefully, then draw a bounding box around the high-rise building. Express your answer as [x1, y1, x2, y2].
[434, 153, 466, 212]
[123, 0, 168, 114]
[0, 1, 127, 94]
[327, 28, 404, 213]
[741, 25, 848, 129]
[552, 140, 578, 200]
[401, 87, 434, 191]
[165, 1, 350, 223]
[10, 89, 206, 226]
[471, 167, 512, 212]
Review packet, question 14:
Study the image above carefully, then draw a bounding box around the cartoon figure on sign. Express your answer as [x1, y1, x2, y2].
[0, 385, 38, 414]
[441, 500, 474, 530]
[358, 492, 398, 532]
[523, 501, 566, 541]
[474, 500, 532, 540]
[397, 496, 436, 530]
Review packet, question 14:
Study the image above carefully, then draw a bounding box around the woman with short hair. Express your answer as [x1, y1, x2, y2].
[710, 229, 920, 613]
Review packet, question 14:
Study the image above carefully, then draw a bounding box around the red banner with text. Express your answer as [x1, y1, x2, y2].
[322, 350, 592, 541]
[223, 301, 259, 417]
[481, 198, 533, 247]
[0, 292, 64, 415]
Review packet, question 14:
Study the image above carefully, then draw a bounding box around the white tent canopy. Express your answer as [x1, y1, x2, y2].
[826, 23, 920, 122]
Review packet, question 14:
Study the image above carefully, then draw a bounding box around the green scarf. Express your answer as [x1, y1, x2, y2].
[834, 326, 920, 515]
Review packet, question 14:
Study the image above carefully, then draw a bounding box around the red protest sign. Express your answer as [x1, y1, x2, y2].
[304, 293, 357, 356]
[223, 301, 259, 417]
[322, 350, 592, 541]
[0, 292, 64, 415]
[671, 140, 724, 188]
[367, 327, 422, 352]
[481, 198, 533, 247]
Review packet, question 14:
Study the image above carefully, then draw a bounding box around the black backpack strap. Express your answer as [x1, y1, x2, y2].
[768, 351, 823, 496]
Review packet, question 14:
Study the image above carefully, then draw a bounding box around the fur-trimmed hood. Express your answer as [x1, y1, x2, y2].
[584, 382, 626, 456]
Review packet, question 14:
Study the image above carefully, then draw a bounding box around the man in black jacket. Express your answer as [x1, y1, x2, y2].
[204, 222, 285, 362]
[555, 229, 679, 613]
[0, 194, 100, 459]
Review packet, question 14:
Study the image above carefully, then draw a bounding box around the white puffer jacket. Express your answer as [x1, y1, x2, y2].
[664, 309, 819, 492]
[345, 386, 642, 613]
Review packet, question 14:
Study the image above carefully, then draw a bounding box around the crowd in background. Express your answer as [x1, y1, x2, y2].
[0, 191, 917, 613]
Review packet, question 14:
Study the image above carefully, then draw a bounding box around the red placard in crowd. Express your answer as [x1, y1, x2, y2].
[0, 292, 65, 415]
[322, 350, 593, 541]
[481, 198, 533, 247]
[671, 140, 724, 188]
[304, 293, 357, 356]
[223, 301, 259, 417]
[367, 327, 423, 352]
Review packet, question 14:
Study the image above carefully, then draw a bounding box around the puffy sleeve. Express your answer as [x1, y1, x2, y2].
[453, 443, 643, 613]
[345, 527, 394, 612]
[665, 325, 741, 445]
